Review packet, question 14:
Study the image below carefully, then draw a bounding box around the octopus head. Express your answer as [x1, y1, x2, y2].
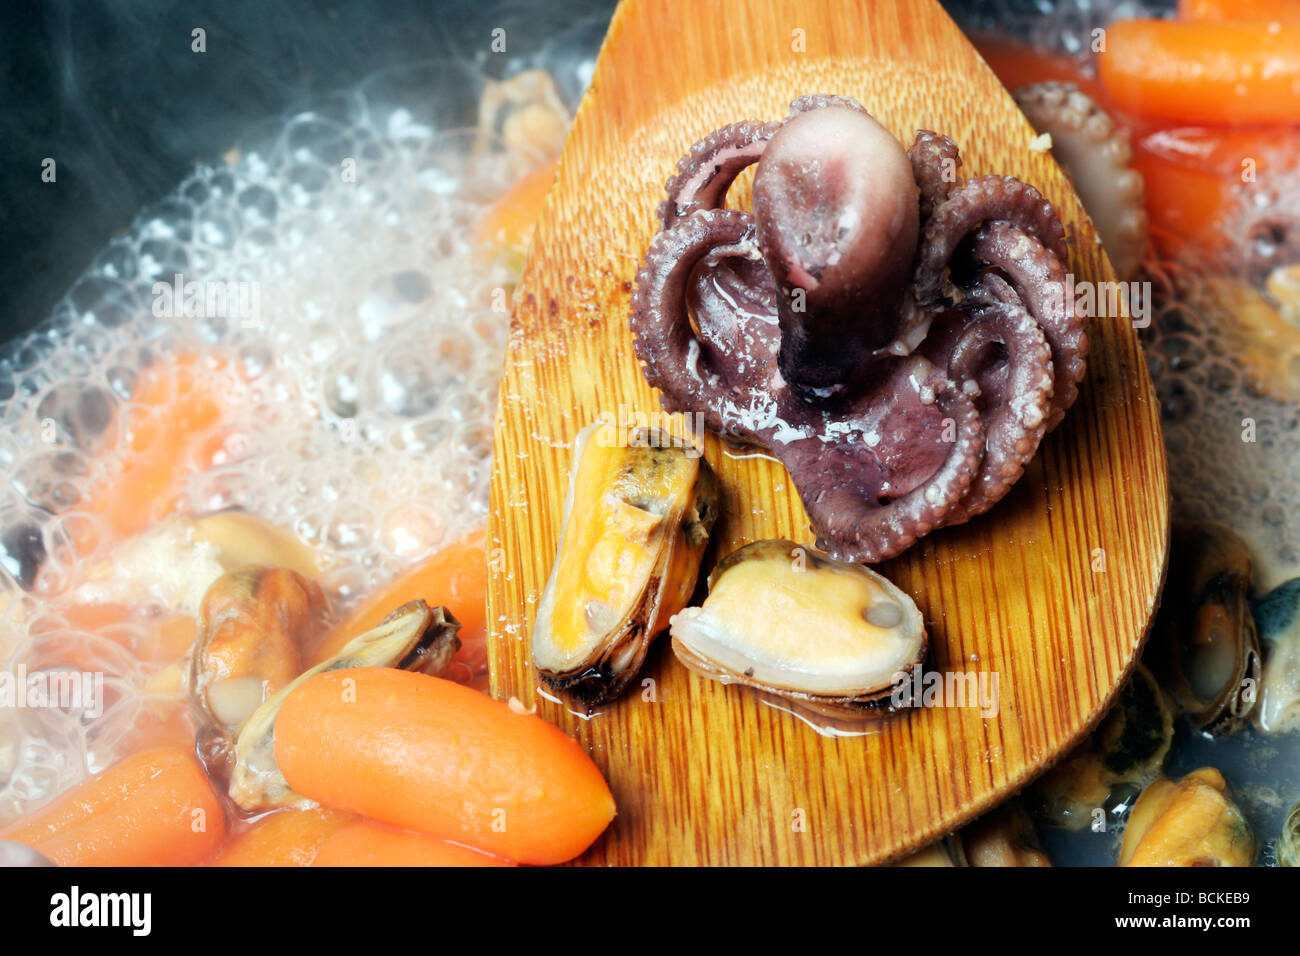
[753, 105, 919, 393]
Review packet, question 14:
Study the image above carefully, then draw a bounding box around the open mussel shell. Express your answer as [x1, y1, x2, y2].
[531, 421, 718, 706]
[1251, 577, 1300, 734]
[1119, 767, 1256, 867]
[228, 599, 460, 812]
[1032, 662, 1173, 829]
[1150, 522, 1262, 736]
[669, 540, 926, 720]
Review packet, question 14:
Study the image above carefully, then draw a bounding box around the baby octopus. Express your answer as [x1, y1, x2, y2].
[629, 94, 1089, 563]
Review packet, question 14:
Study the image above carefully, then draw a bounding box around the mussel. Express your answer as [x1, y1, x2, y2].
[669, 540, 926, 719]
[531, 422, 718, 706]
[893, 837, 968, 866]
[191, 567, 329, 739]
[1033, 663, 1174, 829]
[228, 599, 460, 811]
[959, 801, 1052, 867]
[1150, 522, 1262, 735]
[1251, 577, 1300, 734]
[76, 511, 319, 616]
[1279, 800, 1300, 868]
[894, 801, 1050, 866]
[1119, 767, 1256, 867]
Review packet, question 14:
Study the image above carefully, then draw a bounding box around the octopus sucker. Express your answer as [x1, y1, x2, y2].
[965, 223, 1088, 432]
[657, 119, 780, 228]
[908, 129, 963, 223]
[1013, 81, 1148, 282]
[922, 275, 1054, 523]
[914, 174, 1069, 306]
[629, 94, 1086, 562]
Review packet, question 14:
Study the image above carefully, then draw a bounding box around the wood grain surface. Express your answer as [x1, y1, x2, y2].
[487, 0, 1169, 865]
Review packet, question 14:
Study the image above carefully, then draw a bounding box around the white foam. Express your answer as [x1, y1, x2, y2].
[0, 71, 527, 822]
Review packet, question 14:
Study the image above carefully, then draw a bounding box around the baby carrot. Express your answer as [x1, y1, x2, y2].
[210, 807, 352, 866]
[1178, 0, 1300, 20]
[0, 746, 226, 866]
[274, 668, 616, 865]
[311, 820, 514, 867]
[1099, 19, 1300, 125]
[1131, 141, 1235, 258]
[474, 156, 559, 268]
[76, 352, 241, 551]
[309, 525, 488, 681]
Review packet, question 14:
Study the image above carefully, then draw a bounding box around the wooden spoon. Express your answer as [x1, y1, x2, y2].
[487, 0, 1168, 865]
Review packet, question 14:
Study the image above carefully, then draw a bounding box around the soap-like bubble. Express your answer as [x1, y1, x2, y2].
[0, 63, 526, 823]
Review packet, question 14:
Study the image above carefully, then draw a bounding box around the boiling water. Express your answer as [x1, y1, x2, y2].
[0, 63, 540, 823]
[3, 1, 1299, 864]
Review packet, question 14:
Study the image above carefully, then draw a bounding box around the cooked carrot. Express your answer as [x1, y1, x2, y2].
[1131, 124, 1300, 259]
[274, 668, 615, 865]
[1178, 0, 1300, 20]
[33, 604, 198, 667]
[77, 352, 240, 549]
[115, 700, 198, 756]
[972, 35, 1106, 103]
[309, 525, 488, 682]
[1099, 19, 1300, 125]
[1132, 140, 1236, 258]
[311, 819, 514, 867]
[210, 807, 352, 866]
[0, 746, 226, 866]
[474, 157, 558, 266]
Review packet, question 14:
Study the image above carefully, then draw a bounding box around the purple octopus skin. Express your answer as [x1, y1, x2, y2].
[629, 94, 1089, 563]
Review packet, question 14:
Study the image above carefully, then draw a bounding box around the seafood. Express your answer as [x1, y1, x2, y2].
[631, 94, 1085, 562]
[1149, 522, 1262, 735]
[1033, 663, 1173, 829]
[1280, 801, 1300, 868]
[893, 837, 967, 866]
[227, 600, 460, 812]
[74, 512, 320, 618]
[192, 567, 328, 733]
[669, 540, 926, 719]
[1119, 767, 1256, 867]
[1251, 577, 1300, 734]
[1013, 81, 1148, 281]
[531, 422, 718, 706]
[960, 801, 1052, 867]
[894, 801, 1050, 866]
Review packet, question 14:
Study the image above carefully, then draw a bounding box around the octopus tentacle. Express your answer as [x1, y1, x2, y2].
[908, 130, 962, 223]
[630, 95, 1088, 563]
[657, 120, 780, 229]
[966, 221, 1089, 431]
[787, 359, 984, 563]
[925, 274, 1054, 523]
[630, 208, 763, 426]
[1014, 81, 1147, 281]
[787, 93, 869, 116]
[914, 174, 1069, 305]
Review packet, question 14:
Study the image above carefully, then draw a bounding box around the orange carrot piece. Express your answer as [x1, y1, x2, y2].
[275, 668, 615, 865]
[309, 525, 488, 681]
[311, 820, 514, 867]
[972, 35, 1106, 103]
[1132, 142, 1235, 259]
[0, 746, 226, 866]
[474, 157, 559, 263]
[1099, 19, 1300, 125]
[210, 807, 352, 866]
[78, 352, 238, 548]
[1178, 0, 1300, 20]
